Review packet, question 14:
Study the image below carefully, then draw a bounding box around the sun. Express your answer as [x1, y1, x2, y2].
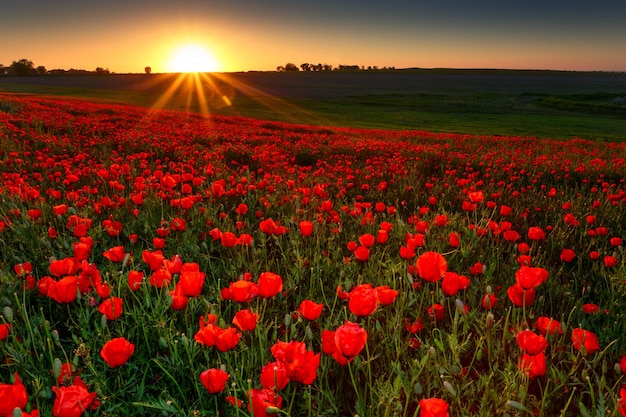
[167, 43, 220, 73]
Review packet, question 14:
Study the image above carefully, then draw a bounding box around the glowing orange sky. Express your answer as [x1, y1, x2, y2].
[2, 1, 625, 73]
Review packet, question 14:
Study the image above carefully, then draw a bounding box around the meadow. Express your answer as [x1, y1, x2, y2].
[0, 78, 625, 416]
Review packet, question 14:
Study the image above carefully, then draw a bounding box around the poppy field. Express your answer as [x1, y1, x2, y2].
[1, 92, 626, 416]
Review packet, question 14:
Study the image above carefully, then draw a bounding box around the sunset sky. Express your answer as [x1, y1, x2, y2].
[2, 0, 625, 74]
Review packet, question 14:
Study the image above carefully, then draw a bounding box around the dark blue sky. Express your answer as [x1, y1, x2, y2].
[2, 0, 625, 73]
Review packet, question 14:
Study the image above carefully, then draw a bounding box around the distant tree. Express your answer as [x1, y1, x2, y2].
[145, 66, 152, 74]
[284, 63, 299, 72]
[11, 58, 35, 76]
[300, 63, 310, 72]
[36, 65, 47, 74]
[276, 65, 285, 72]
[95, 67, 110, 75]
[323, 64, 333, 71]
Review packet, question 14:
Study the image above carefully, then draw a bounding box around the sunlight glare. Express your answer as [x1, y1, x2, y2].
[167, 44, 220, 73]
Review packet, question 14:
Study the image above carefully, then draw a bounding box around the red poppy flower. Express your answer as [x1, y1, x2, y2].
[227, 280, 259, 303]
[298, 221, 314, 237]
[516, 330, 548, 355]
[448, 232, 460, 247]
[376, 285, 398, 306]
[298, 299, 324, 321]
[0, 323, 10, 340]
[572, 328, 600, 355]
[260, 361, 290, 390]
[220, 231, 239, 248]
[169, 284, 189, 310]
[215, 327, 242, 352]
[270, 340, 320, 384]
[441, 272, 470, 296]
[49, 257, 80, 277]
[148, 269, 172, 288]
[179, 263, 205, 297]
[534, 317, 563, 335]
[232, 309, 259, 331]
[582, 303, 601, 314]
[416, 252, 447, 282]
[560, 249, 576, 263]
[518, 352, 546, 379]
[100, 337, 135, 368]
[527, 226, 546, 241]
[353, 245, 370, 261]
[348, 284, 379, 317]
[52, 377, 99, 417]
[332, 321, 368, 363]
[515, 266, 548, 290]
[358, 233, 376, 248]
[428, 303, 445, 321]
[376, 229, 389, 244]
[248, 388, 283, 417]
[98, 297, 123, 320]
[48, 276, 78, 304]
[0, 372, 28, 416]
[419, 397, 449, 417]
[507, 283, 536, 307]
[257, 272, 283, 298]
[126, 270, 143, 292]
[604, 256, 617, 268]
[199, 368, 229, 394]
[481, 293, 498, 310]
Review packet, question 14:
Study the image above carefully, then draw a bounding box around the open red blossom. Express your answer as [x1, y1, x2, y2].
[298, 220, 314, 237]
[324, 321, 368, 365]
[441, 272, 470, 296]
[448, 232, 460, 247]
[515, 266, 548, 290]
[179, 263, 205, 297]
[232, 309, 259, 331]
[270, 340, 320, 384]
[48, 276, 78, 304]
[169, 284, 189, 310]
[518, 352, 547, 379]
[348, 284, 379, 316]
[481, 293, 498, 310]
[604, 256, 617, 267]
[127, 270, 144, 291]
[0, 323, 10, 340]
[560, 248, 576, 262]
[100, 337, 135, 368]
[260, 361, 290, 390]
[298, 299, 324, 320]
[227, 280, 259, 302]
[516, 330, 548, 355]
[376, 285, 398, 305]
[572, 328, 600, 355]
[257, 272, 283, 298]
[98, 297, 123, 320]
[353, 245, 370, 261]
[507, 282, 536, 307]
[582, 303, 601, 314]
[199, 368, 229, 394]
[416, 252, 447, 282]
[248, 388, 283, 417]
[148, 269, 172, 288]
[50, 257, 80, 277]
[52, 377, 99, 417]
[142, 249, 165, 271]
[428, 303, 445, 321]
[620, 355, 626, 375]
[358, 233, 376, 248]
[419, 397, 449, 417]
[534, 317, 563, 335]
[0, 372, 28, 416]
[527, 226, 546, 241]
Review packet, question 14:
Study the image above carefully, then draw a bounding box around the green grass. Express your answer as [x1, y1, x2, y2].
[1, 75, 625, 141]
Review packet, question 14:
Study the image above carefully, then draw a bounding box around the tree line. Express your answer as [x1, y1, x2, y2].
[0, 58, 110, 76]
[276, 63, 396, 72]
